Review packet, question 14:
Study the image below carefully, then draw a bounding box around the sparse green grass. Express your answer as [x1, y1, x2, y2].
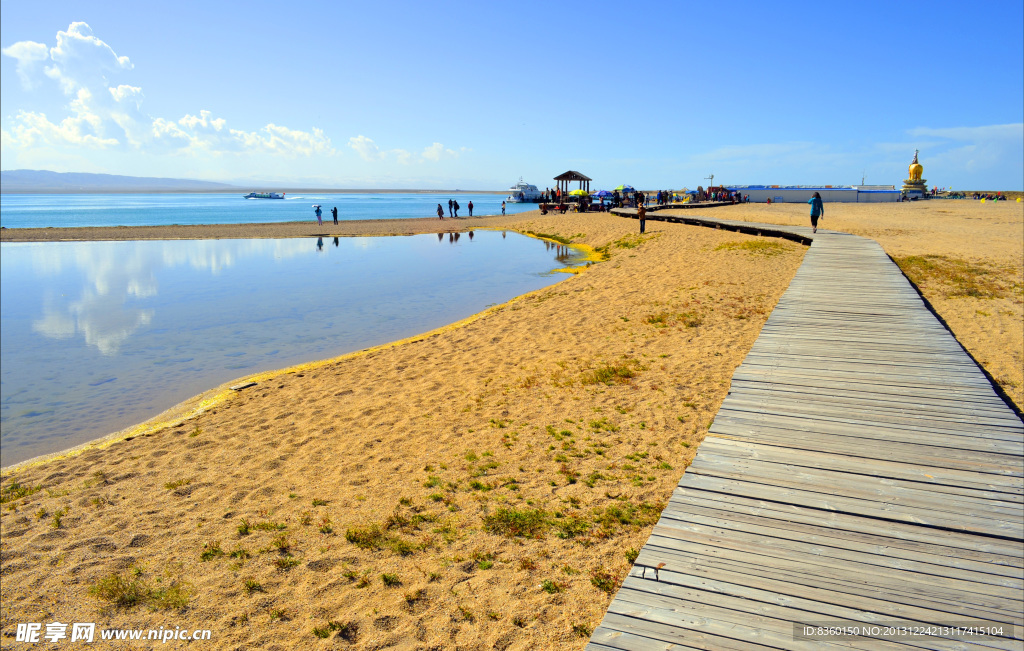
[253, 521, 286, 531]
[237, 519, 251, 536]
[590, 567, 621, 594]
[345, 523, 417, 556]
[50, 507, 67, 529]
[482, 507, 549, 538]
[312, 498, 329, 507]
[625, 548, 640, 564]
[894, 254, 1020, 299]
[89, 572, 149, 607]
[593, 501, 663, 533]
[1, 480, 42, 504]
[572, 623, 594, 638]
[541, 579, 565, 594]
[275, 555, 300, 570]
[163, 478, 191, 490]
[200, 540, 224, 561]
[553, 515, 591, 539]
[583, 364, 639, 386]
[381, 573, 401, 587]
[243, 578, 263, 594]
[89, 570, 191, 610]
[715, 240, 789, 256]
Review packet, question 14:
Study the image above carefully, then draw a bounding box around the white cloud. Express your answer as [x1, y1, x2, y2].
[44, 22, 132, 95]
[349, 135, 385, 161]
[1, 40, 49, 88]
[904, 123, 1024, 182]
[3, 22, 334, 162]
[350, 136, 464, 164]
[348, 135, 413, 163]
[10, 106, 119, 148]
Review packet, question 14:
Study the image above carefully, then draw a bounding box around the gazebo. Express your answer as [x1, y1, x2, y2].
[553, 170, 592, 197]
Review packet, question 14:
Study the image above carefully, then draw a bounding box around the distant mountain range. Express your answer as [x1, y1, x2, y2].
[1, 170, 240, 193]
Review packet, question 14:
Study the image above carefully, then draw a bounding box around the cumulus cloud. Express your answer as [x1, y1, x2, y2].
[2, 40, 49, 88]
[349, 136, 464, 164]
[3, 22, 334, 160]
[44, 22, 132, 94]
[348, 135, 413, 163]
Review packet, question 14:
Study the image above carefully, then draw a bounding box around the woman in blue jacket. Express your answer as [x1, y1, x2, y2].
[808, 192, 824, 233]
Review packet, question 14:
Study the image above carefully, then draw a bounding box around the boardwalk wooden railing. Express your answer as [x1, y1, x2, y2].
[589, 210, 1024, 650]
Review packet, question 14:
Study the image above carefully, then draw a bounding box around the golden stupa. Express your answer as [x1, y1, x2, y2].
[902, 149, 927, 198]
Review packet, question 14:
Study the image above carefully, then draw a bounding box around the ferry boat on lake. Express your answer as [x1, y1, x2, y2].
[243, 191, 286, 199]
[506, 178, 542, 203]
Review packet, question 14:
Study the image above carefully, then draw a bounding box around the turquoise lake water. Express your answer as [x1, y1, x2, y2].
[0, 192, 534, 228]
[0, 232, 583, 466]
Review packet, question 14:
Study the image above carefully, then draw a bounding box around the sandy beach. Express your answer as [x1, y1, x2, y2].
[1, 202, 1020, 649]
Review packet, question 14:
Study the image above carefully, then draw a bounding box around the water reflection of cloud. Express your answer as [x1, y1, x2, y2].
[27, 239, 312, 354]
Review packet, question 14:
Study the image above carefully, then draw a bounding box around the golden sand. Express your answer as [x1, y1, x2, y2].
[1, 202, 1020, 650]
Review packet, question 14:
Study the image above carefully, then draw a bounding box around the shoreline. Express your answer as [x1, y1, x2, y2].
[1, 225, 603, 473]
[0, 214, 532, 242]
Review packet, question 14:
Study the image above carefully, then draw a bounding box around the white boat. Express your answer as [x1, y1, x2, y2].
[243, 191, 286, 199]
[506, 178, 542, 203]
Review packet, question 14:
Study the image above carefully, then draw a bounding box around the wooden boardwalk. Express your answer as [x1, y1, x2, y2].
[589, 212, 1024, 650]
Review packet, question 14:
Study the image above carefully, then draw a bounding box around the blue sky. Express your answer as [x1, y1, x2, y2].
[2, 0, 1022, 190]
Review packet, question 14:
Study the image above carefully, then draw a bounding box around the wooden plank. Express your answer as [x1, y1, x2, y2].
[710, 416, 1024, 470]
[675, 473, 1024, 539]
[650, 512, 1024, 589]
[615, 576, 1021, 650]
[660, 494, 1024, 578]
[636, 543, 1024, 626]
[685, 455, 1024, 520]
[699, 438, 1024, 498]
[664, 489, 1024, 561]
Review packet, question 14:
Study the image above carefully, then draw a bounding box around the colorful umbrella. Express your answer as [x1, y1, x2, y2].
[614, 185, 635, 192]
[569, 189, 589, 196]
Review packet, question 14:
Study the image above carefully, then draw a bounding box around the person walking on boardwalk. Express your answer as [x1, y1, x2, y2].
[448, 199, 454, 217]
[437, 203, 444, 219]
[314, 205, 322, 226]
[808, 191, 824, 233]
[637, 203, 647, 234]
[331, 206, 338, 225]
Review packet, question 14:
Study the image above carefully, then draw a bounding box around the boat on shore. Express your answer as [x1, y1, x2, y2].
[243, 191, 286, 199]
[506, 178, 541, 203]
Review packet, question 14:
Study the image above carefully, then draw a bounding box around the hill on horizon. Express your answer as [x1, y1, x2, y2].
[0, 170, 240, 193]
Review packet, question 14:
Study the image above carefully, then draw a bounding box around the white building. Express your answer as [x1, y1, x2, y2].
[726, 185, 900, 203]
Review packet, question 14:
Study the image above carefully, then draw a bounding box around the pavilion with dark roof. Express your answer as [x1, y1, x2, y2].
[553, 170, 592, 196]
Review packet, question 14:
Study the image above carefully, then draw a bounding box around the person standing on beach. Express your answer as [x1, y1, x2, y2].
[437, 204, 444, 219]
[453, 200, 460, 217]
[448, 199, 453, 217]
[501, 200, 506, 215]
[331, 206, 338, 225]
[638, 203, 647, 234]
[468, 200, 473, 217]
[808, 191, 824, 233]
[315, 205, 322, 226]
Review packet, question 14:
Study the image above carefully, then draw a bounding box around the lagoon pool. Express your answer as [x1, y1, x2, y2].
[0, 231, 583, 466]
